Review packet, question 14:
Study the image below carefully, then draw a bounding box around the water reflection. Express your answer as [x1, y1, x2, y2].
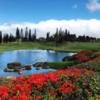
[0, 50, 74, 76]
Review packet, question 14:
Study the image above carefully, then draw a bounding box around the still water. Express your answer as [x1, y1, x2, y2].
[0, 50, 74, 76]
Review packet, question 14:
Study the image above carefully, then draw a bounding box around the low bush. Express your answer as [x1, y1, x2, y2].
[76, 62, 100, 72]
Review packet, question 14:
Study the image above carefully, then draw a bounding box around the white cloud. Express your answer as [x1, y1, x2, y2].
[86, 0, 100, 12]
[0, 19, 100, 38]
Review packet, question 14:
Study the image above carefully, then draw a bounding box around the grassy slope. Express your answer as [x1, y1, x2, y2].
[48, 61, 74, 69]
[0, 41, 100, 52]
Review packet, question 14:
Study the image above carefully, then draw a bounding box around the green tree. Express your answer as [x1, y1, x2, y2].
[0, 31, 2, 43]
[29, 29, 32, 41]
[16, 27, 20, 42]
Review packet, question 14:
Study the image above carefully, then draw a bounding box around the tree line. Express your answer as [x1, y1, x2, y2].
[0, 27, 36, 43]
[0, 27, 99, 44]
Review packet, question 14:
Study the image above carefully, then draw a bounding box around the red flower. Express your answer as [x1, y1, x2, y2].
[58, 80, 77, 94]
[0, 86, 9, 98]
[19, 94, 27, 100]
[0, 67, 93, 99]
[36, 95, 41, 100]
[0, 86, 8, 93]
[1, 92, 9, 99]
[48, 74, 58, 83]
[10, 96, 18, 100]
[21, 85, 31, 95]
[13, 84, 22, 91]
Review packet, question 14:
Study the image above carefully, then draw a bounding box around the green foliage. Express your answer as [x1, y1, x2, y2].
[89, 72, 100, 96]
[76, 62, 100, 72]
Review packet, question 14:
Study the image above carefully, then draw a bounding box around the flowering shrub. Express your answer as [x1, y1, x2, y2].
[0, 68, 98, 100]
[63, 50, 97, 63]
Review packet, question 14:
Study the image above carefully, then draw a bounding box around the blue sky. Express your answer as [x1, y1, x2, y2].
[0, 0, 100, 38]
[0, 0, 100, 23]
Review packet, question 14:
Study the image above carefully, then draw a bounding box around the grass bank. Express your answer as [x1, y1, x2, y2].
[0, 41, 100, 52]
[47, 61, 74, 69]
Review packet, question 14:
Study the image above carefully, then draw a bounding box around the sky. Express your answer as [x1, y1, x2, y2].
[0, 0, 100, 37]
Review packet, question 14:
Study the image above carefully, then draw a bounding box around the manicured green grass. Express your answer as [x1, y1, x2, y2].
[48, 61, 74, 69]
[0, 41, 100, 52]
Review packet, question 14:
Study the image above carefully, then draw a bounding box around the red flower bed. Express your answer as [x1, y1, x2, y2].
[72, 50, 97, 62]
[0, 68, 93, 100]
[75, 54, 91, 62]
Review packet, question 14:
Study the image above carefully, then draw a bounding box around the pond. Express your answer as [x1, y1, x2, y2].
[0, 50, 74, 76]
